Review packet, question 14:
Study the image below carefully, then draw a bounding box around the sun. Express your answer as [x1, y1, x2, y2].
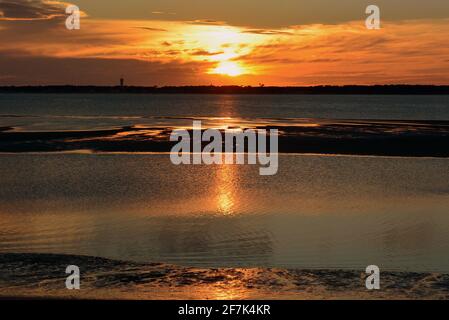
[210, 61, 244, 77]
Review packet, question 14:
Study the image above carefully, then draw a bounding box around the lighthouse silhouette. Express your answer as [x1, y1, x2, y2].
[120, 76, 124, 87]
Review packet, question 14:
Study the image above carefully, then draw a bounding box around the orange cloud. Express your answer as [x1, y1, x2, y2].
[0, 6, 448, 86]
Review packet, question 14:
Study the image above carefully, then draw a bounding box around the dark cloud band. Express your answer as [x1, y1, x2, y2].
[0, 0, 66, 21]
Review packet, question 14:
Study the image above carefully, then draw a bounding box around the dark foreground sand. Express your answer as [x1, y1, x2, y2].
[1, 253, 449, 300]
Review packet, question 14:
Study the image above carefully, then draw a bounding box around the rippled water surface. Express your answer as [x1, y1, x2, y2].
[1, 154, 449, 272]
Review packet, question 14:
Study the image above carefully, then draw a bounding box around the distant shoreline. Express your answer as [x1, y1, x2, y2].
[1, 85, 449, 95]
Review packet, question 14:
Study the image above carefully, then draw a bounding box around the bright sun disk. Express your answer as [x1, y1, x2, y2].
[210, 61, 244, 77]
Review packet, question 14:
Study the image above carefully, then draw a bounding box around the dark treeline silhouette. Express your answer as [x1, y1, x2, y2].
[0, 85, 448, 94]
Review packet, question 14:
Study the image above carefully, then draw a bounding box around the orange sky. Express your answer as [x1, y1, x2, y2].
[0, 1, 448, 86]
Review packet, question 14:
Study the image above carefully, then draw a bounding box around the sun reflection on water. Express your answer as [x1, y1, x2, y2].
[215, 164, 238, 216]
[202, 285, 249, 300]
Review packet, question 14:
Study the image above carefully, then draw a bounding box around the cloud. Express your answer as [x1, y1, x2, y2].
[0, 0, 68, 21]
[151, 11, 176, 16]
[134, 26, 168, 32]
[233, 20, 449, 85]
[0, 51, 213, 86]
[186, 19, 227, 26]
[0, 10, 448, 86]
[189, 49, 225, 56]
[242, 29, 293, 36]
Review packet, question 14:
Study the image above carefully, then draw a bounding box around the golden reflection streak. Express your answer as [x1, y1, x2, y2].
[215, 163, 238, 216]
[213, 94, 239, 216]
[203, 285, 249, 300]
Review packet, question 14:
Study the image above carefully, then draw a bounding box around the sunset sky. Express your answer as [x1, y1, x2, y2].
[0, 0, 448, 86]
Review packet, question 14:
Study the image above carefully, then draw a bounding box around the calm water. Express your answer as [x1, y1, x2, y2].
[1, 94, 449, 131]
[1, 94, 449, 274]
[1, 154, 449, 272]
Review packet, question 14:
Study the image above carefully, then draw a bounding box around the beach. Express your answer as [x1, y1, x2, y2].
[2, 253, 449, 300]
[1, 94, 449, 300]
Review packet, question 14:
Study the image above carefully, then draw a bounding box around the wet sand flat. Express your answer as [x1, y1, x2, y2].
[1, 119, 449, 157]
[1, 253, 449, 300]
